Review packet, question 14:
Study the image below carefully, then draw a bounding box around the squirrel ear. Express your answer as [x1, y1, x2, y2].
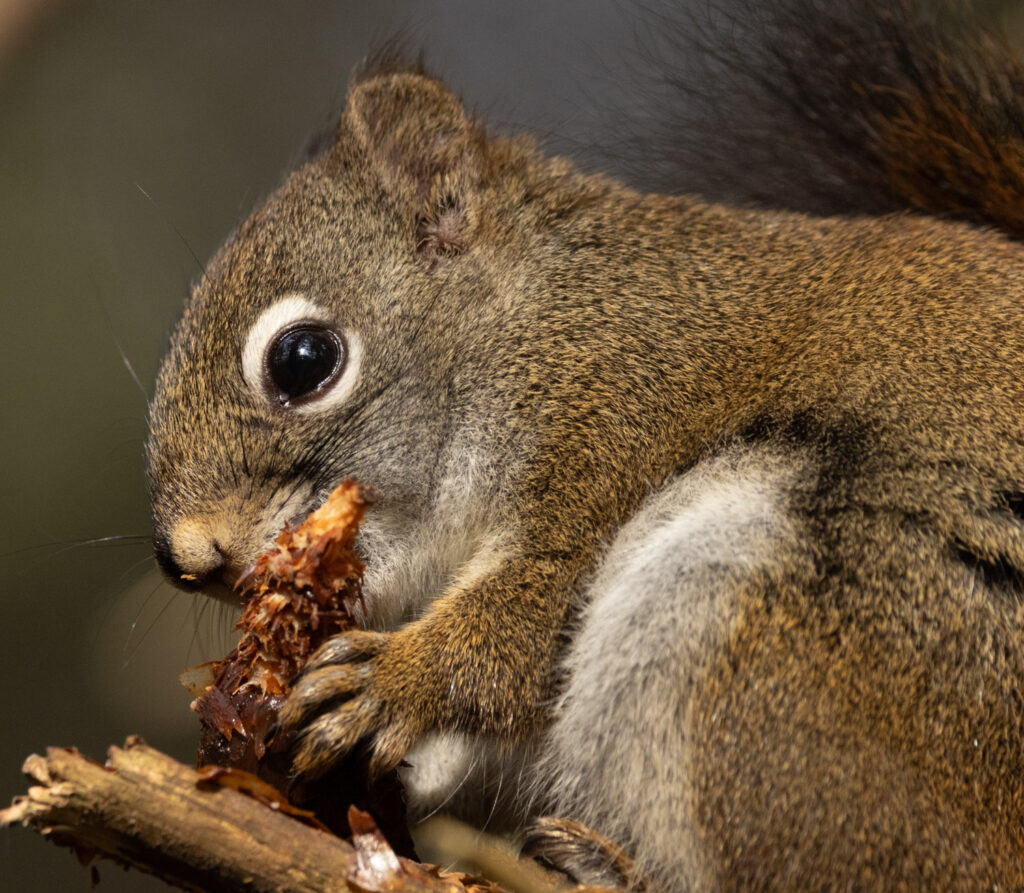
[340, 71, 484, 257]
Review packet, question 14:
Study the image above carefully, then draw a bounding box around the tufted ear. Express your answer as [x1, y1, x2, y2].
[339, 70, 486, 257]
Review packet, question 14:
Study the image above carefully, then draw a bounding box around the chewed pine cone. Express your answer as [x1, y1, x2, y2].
[180, 480, 413, 853]
[184, 478, 371, 766]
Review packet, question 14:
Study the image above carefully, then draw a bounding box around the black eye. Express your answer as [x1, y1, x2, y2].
[266, 325, 343, 404]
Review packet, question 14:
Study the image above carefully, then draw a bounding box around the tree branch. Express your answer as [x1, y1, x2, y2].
[1, 736, 507, 893]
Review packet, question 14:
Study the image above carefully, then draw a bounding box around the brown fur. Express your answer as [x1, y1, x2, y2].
[148, 3, 1024, 888]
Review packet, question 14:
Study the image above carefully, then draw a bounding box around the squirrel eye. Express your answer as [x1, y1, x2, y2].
[265, 325, 344, 405]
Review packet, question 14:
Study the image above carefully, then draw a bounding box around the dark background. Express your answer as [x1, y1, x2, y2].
[3, 2, 1024, 891]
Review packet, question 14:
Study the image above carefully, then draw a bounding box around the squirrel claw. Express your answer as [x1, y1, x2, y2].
[367, 723, 417, 779]
[291, 695, 382, 778]
[279, 663, 372, 729]
[302, 630, 387, 672]
[281, 628, 421, 779]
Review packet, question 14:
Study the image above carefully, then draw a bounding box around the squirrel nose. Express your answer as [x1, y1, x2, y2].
[153, 518, 238, 591]
[153, 534, 208, 591]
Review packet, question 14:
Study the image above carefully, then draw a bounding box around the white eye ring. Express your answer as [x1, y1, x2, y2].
[242, 293, 362, 413]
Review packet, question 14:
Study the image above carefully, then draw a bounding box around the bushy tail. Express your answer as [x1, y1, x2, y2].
[617, 0, 1024, 236]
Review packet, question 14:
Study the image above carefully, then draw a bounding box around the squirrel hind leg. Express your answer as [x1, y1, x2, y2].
[530, 444, 803, 890]
[522, 816, 639, 891]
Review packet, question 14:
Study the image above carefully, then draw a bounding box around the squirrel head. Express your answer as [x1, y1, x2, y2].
[147, 68, 544, 612]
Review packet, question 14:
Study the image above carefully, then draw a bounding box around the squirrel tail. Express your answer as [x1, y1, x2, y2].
[618, 1, 1024, 237]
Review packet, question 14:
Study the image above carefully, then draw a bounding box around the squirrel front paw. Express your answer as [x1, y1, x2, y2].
[278, 629, 428, 778]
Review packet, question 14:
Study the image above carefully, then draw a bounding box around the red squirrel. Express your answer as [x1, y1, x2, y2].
[148, 2, 1024, 887]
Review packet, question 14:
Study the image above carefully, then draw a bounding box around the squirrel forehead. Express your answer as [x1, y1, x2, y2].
[214, 171, 399, 284]
[176, 184, 405, 351]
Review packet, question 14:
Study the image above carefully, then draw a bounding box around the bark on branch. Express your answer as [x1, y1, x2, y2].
[0, 736, 520, 893]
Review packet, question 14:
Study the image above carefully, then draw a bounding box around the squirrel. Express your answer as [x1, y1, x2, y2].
[147, 0, 1024, 888]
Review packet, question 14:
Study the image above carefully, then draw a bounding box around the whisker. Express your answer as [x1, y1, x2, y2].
[185, 589, 241, 665]
[90, 288, 152, 406]
[513, 749, 531, 814]
[120, 580, 178, 670]
[53, 534, 151, 557]
[118, 553, 158, 582]
[184, 592, 211, 662]
[1, 534, 151, 560]
[481, 752, 505, 834]
[417, 746, 482, 822]
[118, 345, 150, 403]
[134, 182, 208, 277]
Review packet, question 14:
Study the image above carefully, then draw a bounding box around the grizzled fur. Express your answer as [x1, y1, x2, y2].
[148, 2, 1024, 888]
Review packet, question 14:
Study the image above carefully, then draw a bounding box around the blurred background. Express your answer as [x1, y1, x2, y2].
[3, 1, 1024, 891]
